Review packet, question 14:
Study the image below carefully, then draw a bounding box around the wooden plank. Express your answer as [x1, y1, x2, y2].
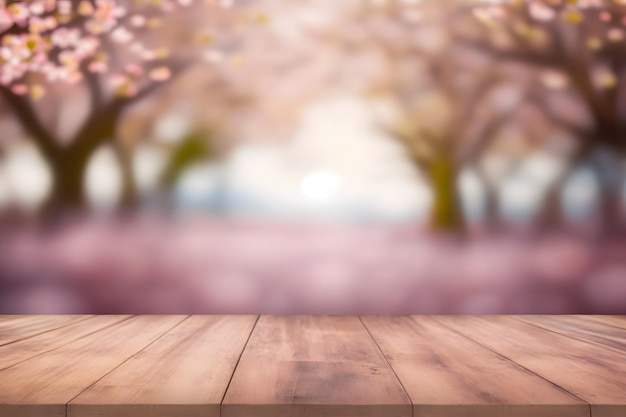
[69, 315, 258, 417]
[362, 315, 589, 417]
[517, 315, 626, 353]
[0, 315, 88, 345]
[0, 316, 25, 323]
[222, 315, 412, 417]
[436, 316, 626, 417]
[575, 315, 626, 330]
[0, 315, 186, 417]
[0, 315, 130, 371]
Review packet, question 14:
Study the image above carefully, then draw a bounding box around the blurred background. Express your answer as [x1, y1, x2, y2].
[0, 0, 625, 314]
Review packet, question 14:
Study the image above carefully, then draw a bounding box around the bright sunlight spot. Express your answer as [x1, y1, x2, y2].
[300, 170, 343, 203]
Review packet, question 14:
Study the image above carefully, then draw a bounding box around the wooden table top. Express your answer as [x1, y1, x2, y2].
[0, 315, 624, 417]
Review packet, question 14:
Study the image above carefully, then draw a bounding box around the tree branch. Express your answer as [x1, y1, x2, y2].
[455, 70, 501, 131]
[526, 90, 586, 137]
[80, 62, 105, 113]
[70, 57, 197, 153]
[126, 58, 197, 106]
[460, 104, 515, 165]
[459, 37, 561, 69]
[0, 84, 58, 158]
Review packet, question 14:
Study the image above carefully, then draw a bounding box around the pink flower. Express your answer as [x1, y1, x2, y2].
[109, 74, 137, 97]
[109, 73, 127, 87]
[44, 16, 58, 30]
[59, 50, 80, 68]
[43, 0, 56, 12]
[57, 0, 72, 15]
[88, 61, 108, 73]
[529, 3, 556, 22]
[66, 70, 84, 84]
[29, 17, 49, 33]
[7, 3, 29, 26]
[149, 66, 171, 81]
[29, 2, 46, 16]
[599, 11, 612, 22]
[0, 9, 14, 32]
[11, 83, 28, 95]
[130, 15, 146, 28]
[51, 28, 81, 48]
[111, 27, 133, 43]
[74, 37, 100, 58]
[125, 63, 144, 76]
[44, 65, 69, 82]
[77, 1, 95, 16]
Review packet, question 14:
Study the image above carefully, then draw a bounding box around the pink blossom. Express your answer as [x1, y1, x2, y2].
[29, 17, 50, 33]
[77, 1, 95, 16]
[130, 15, 146, 28]
[29, 2, 46, 16]
[44, 65, 69, 82]
[0, 9, 13, 33]
[43, 16, 58, 30]
[51, 28, 81, 48]
[149, 66, 171, 81]
[111, 27, 133, 43]
[43, 0, 56, 12]
[10, 83, 28, 95]
[529, 3, 556, 21]
[57, 0, 72, 15]
[88, 60, 108, 73]
[109, 73, 138, 96]
[74, 37, 100, 58]
[59, 50, 79, 68]
[140, 49, 158, 61]
[66, 70, 84, 84]
[125, 63, 144, 76]
[599, 11, 612, 22]
[7, 3, 29, 26]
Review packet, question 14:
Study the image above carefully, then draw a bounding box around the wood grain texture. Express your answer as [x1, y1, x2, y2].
[436, 316, 626, 417]
[362, 315, 589, 417]
[575, 315, 626, 330]
[0, 316, 25, 323]
[0, 315, 87, 346]
[69, 315, 258, 417]
[222, 315, 411, 417]
[0, 315, 130, 371]
[516, 315, 626, 353]
[0, 315, 185, 417]
[0, 315, 624, 417]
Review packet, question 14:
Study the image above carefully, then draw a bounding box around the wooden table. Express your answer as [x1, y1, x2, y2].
[0, 315, 624, 417]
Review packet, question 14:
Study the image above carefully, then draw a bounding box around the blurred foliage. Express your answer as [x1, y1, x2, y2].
[160, 130, 216, 190]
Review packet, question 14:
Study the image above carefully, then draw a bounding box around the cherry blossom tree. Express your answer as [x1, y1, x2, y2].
[325, 0, 540, 232]
[466, 0, 626, 230]
[0, 0, 262, 215]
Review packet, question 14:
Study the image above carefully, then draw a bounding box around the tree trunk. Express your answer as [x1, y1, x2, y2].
[535, 143, 595, 231]
[536, 179, 566, 231]
[429, 154, 465, 233]
[473, 165, 502, 231]
[590, 149, 625, 235]
[597, 188, 624, 234]
[40, 100, 125, 219]
[41, 145, 93, 219]
[483, 182, 502, 231]
[114, 143, 138, 211]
